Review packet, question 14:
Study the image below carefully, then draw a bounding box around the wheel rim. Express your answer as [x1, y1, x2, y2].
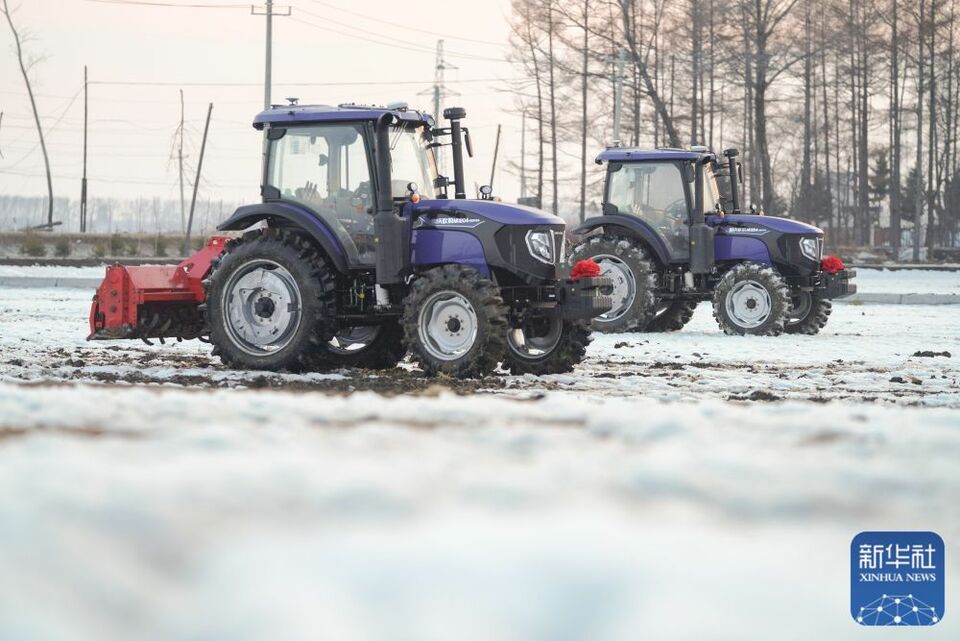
[591, 254, 636, 322]
[328, 326, 381, 355]
[417, 291, 479, 361]
[222, 259, 302, 356]
[507, 316, 563, 360]
[724, 280, 772, 329]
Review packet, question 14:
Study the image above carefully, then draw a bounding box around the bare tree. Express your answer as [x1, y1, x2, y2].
[2, 0, 53, 227]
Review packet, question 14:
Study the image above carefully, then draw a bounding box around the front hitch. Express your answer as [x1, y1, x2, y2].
[822, 269, 857, 299]
[559, 276, 613, 320]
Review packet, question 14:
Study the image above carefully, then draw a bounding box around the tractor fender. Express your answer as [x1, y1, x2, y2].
[218, 202, 349, 273]
[573, 214, 672, 266]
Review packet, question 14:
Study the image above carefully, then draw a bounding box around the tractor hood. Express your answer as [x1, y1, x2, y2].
[412, 199, 564, 227]
[715, 214, 823, 236]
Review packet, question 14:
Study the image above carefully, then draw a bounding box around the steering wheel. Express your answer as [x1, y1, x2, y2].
[661, 198, 688, 221]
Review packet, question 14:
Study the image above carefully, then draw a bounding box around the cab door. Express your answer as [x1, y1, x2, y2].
[604, 161, 691, 261]
[264, 122, 379, 267]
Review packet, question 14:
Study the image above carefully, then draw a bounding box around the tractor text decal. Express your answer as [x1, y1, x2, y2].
[417, 215, 483, 229]
[721, 226, 768, 235]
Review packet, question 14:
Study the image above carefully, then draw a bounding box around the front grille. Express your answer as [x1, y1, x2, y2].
[494, 224, 564, 283]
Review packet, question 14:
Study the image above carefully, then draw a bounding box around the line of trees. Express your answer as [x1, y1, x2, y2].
[509, 0, 960, 255]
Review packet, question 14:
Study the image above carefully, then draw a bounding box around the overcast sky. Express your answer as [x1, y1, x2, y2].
[0, 0, 520, 211]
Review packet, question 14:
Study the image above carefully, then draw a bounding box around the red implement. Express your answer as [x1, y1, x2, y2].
[88, 236, 230, 341]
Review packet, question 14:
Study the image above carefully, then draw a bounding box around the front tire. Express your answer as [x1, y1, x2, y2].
[504, 315, 591, 375]
[206, 228, 336, 371]
[568, 234, 656, 333]
[403, 265, 508, 377]
[712, 262, 790, 336]
[784, 291, 832, 335]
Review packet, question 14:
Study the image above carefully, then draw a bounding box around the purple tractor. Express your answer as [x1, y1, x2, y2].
[89, 103, 612, 376]
[569, 147, 856, 336]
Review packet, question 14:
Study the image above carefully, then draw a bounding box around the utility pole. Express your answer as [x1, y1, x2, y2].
[177, 89, 186, 234]
[185, 103, 213, 253]
[80, 65, 88, 232]
[251, 1, 292, 109]
[612, 48, 626, 145]
[420, 40, 457, 175]
[264, 0, 272, 108]
[489, 124, 502, 188]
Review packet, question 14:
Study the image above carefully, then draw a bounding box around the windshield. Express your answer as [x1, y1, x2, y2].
[703, 162, 723, 213]
[389, 126, 437, 199]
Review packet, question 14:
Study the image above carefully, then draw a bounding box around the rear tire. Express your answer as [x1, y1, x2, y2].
[324, 321, 406, 369]
[206, 228, 337, 371]
[504, 315, 591, 375]
[712, 262, 790, 336]
[403, 265, 508, 377]
[784, 291, 832, 335]
[568, 234, 656, 333]
[646, 299, 699, 332]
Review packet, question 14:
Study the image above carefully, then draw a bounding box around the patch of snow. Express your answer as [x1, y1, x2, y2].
[0, 385, 957, 640]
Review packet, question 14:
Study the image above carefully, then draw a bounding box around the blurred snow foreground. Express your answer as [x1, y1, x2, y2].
[0, 277, 959, 641]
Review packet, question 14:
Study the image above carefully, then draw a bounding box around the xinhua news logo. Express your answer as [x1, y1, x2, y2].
[851, 531, 944, 626]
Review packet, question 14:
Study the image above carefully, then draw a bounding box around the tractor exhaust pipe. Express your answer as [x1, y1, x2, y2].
[724, 147, 741, 214]
[443, 107, 468, 199]
[372, 112, 409, 289]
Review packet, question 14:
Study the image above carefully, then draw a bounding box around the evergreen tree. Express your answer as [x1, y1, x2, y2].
[869, 150, 890, 204]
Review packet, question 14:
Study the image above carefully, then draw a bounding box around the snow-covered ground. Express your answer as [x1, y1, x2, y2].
[1, 271, 958, 641]
[855, 267, 960, 295]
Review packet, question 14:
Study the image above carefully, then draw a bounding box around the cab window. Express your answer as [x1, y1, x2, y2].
[607, 161, 689, 258]
[267, 123, 376, 263]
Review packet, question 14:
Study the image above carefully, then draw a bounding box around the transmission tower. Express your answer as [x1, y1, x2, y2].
[420, 40, 458, 175]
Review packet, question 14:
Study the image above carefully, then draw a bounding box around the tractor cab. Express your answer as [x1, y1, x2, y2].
[598, 147, 731, 264]
[253, 104, 441, 267]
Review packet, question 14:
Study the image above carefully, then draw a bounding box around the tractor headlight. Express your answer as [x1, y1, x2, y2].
[526, 230, 555, 264]
[799, 236, 822, 262]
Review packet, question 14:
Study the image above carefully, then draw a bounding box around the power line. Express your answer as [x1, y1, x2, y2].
[85, 0, 249, 8]
[86, 77, 506, 87]
[303, 0, 504, 47]
[0, 167, 249, 188]
[1, 86, 83, 172]
[290, 16, 508, 63]
[294, 5, 506, 62]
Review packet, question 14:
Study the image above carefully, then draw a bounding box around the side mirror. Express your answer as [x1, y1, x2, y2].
[737, 162, 744, 183]
[317, 154, 328, 167]
[463, 128, 474, 158]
